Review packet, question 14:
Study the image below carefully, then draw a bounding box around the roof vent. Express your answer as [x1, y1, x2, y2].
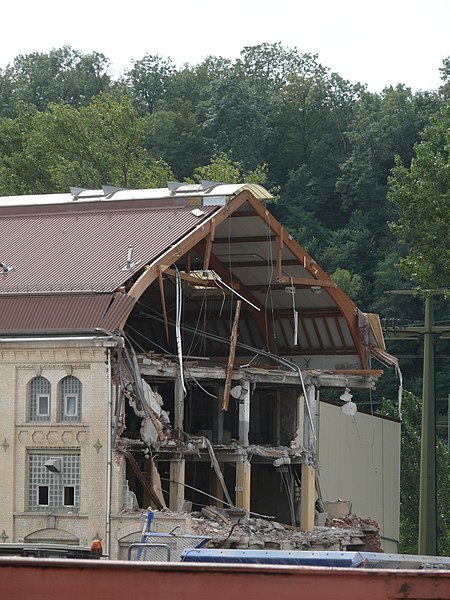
[102, 185, 125, 198]
[121, 246, 141, 271]
[167, 181, 203, 194]
[70, 187, 87, 200]
[201, 180, 225, 191]
[0, 262, 14, 273]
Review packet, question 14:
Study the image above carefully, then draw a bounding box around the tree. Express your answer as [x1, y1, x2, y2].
[330, 268, 362, 302]
[439, 56, 450, 99]
[0, 94, 174, 194]
[145, 102, 210, 180]
[189, 152, 268, 186]
[388, 102, 450, 289]
[124, 54, 175, 115]
[337, 85, 437, 227]
[0, 46, 111, 116]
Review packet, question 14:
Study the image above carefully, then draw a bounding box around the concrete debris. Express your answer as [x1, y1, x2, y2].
[325, 515, 383, 552]
[120, 507, 383, 553]
[182, 507, 382, 552]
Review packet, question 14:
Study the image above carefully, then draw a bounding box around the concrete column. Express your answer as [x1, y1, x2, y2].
[238, 381, 250, 448]
[174, 376, 184, 431]
[300, 462, 315, 531]
[235, 458, 251, 511]
[169, 458, 185, 511]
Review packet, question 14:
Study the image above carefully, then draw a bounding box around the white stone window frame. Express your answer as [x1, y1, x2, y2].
[29, 376, 52, 422]
[59, 376, 82, 423]
[36, 394, 50, 418]
[63, 393, 78, 418]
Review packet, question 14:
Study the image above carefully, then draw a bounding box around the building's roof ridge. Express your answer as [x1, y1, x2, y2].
[0, 183, 272, 208]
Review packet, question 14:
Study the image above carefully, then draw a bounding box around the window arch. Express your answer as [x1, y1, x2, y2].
[29, 377, 51, 422]
[59, 376, 82, 422]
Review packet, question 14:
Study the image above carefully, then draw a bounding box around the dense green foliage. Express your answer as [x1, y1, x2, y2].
[388, 103, 450, 289]
[382, 393, 450, 555]
[0, 43, 449, 550]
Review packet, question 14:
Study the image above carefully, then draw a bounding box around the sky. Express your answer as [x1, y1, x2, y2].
[1, 0, 449, 93]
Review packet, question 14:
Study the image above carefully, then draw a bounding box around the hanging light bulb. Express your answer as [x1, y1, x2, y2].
[340, 387, 353, 403]
[342, 400, 357, 416]
[340, 387, 357, 416]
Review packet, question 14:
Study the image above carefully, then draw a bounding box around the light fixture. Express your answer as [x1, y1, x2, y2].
[44, 457, 62, 473]
[273, 457, 291, 467]
[311, 285, 322, 294]
[340, 387, 357, 416]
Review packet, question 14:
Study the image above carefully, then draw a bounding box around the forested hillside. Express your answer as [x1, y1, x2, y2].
[0, 43, 448, 404]
[1, 42, 450, 553]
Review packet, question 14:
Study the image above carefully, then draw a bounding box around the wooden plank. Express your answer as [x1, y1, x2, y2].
[203, 219, 216, 271]
[311, 318, 325, 350]
[323, 317, 337, 352]
[277, 276, 335, 288]
[334, 317, 348, 349]
[300, 463, 315, 531]
[222, 300, 242, 411]
[235, 460, 251, 511]
[169, 459, 185, 511]
[276, 225, 283, 280]
[214, 235, 276, 244]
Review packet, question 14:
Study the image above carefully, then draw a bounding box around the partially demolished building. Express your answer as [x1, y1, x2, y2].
[0, 183, 399, 557]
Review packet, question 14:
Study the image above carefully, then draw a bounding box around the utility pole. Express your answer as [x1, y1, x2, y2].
[419, 295, 436, 555]
[383, 290, 450, 556]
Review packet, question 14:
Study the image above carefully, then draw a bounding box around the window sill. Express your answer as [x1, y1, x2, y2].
[15, 512, 88, 518]
[16, 423, 89, 428]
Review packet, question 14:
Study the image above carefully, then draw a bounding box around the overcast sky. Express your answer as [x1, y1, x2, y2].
[1, 0, 448, 92]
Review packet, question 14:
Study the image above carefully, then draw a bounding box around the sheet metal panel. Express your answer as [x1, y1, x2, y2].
[0, 205, 217, 294]
[0, 294, 113, 333]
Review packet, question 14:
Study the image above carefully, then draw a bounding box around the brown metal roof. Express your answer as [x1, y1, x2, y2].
[0, 294, 115, 334]
[0, 204, 218, 295]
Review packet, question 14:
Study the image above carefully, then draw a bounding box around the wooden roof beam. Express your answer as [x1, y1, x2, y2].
[245, 195, 367, 368]
[119, 190, 252, 328]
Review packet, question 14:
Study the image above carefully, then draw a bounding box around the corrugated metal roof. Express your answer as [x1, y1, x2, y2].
[0, 205, 218, 294]
[0, 294, 114, 333]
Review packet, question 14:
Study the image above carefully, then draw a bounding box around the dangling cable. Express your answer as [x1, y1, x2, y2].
[175, 267, 187, 395]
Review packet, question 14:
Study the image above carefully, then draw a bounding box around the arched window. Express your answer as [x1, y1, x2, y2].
[59, 376, 82, 422]
[29, 377, 51, 422]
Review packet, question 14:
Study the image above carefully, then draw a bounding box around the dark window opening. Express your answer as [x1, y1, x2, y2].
[63, 486, 75, 506]
[38, 486, 49, 506]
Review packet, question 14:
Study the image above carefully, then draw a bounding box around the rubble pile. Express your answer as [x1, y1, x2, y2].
[182, 506, 383, 552]
[325, 514, 383, 552]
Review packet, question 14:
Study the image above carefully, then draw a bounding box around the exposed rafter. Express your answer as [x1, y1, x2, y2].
[244, 194, 367, 368]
